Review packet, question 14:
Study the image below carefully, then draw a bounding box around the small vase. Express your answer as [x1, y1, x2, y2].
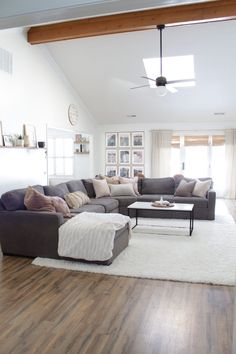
[24, 135, 30, 147]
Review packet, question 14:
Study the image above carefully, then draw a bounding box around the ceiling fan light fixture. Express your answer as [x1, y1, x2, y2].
[156, 85, 167, 97]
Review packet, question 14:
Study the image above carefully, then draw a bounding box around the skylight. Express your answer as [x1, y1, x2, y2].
[143, 55, 195, 88]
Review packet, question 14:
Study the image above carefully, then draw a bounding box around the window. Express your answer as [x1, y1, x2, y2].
[171, 134, 225, 196]
[47, 129, 74, 177]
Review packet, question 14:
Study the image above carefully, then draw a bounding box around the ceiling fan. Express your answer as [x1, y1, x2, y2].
[131, 24, 194, 96]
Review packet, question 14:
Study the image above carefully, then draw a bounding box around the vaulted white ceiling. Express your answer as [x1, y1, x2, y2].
[46, 19, 236, 125]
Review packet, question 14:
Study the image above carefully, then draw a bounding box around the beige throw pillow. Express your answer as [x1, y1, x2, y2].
[174, 179, 196, 197]
[109, 184, 136, 197]
[65, 191, 90, 208]
[192, 179, 211, 198]
[92, 179, 111, 198]
[119, 176, 139, 195]
[105, 176, 120, 184]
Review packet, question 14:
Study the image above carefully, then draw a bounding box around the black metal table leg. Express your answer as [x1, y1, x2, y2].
[189, 208, 194, 236]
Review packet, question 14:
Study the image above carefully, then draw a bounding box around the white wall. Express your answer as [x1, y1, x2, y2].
[0, 27, 99, 194]
[98, 120, 236, 177]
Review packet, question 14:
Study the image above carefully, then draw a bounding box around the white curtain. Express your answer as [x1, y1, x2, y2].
[151, 130, 172, 177]
[225, 129, 236, 199]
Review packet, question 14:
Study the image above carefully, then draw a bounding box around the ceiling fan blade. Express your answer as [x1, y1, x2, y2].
[141, 76, 156, 82]
[166, 85, 178, 93]
[130, 84, 150, 90]
[167, 79, 195, 85]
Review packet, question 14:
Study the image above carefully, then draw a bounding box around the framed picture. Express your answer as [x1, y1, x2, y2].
[132, 165, 145, 177]
[132, 131, 144, 147]
[119, 166, 130, 178]
[0, 121, 3, 146]
[105, 165, 117, 177]
[119, 149, 130, 164]
[23, 124, 37, 147]
[119, 132, 130, 147]
[132, 149, 144, 164]
[106, 132, 117, 148]
[3, 135, 13, 147]
[106, 150, 117, 164]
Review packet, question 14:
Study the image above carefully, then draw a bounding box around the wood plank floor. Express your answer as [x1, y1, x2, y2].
[0, 199, 235, 354]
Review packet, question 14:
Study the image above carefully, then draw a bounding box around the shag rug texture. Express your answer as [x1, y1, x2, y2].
[33, 201, 236, 285]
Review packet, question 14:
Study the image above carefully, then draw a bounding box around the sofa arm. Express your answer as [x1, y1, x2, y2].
[0, 210, 64, 258]
[207, 189, 216, 220]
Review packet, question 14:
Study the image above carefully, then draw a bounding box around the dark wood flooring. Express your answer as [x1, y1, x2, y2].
[0, 199, 235, 354]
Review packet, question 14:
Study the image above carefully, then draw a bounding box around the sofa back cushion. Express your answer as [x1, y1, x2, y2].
[141, 177, 175, 195]
[44, 183, 69, 200]
[66, 180, 88, 194]
[1, 185, 44, 211]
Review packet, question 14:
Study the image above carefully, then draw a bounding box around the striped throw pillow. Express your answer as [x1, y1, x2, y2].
[65, 191, 90, 208]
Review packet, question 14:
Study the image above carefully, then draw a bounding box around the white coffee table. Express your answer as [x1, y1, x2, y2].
[127, 201, 194, 236]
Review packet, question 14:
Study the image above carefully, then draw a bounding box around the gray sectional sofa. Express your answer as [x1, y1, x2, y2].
[0, 176, 216, 262]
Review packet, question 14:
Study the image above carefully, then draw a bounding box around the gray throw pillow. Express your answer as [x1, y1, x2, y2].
[174, 179, 196, 197]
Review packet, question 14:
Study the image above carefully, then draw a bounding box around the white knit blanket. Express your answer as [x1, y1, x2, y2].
[58, 212, 131, 261]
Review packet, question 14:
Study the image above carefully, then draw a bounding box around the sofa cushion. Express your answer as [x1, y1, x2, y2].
[174, 180, 196, 197]
[113, 196, 137, 208]
[1, 185, 44, 211]
[44, 183, 69, 200]
[82, 179, 96, 198]
[65, 191, 90, 208]
[137, 194, 174, 202]
[92, 179, 111, 198]
[110, 184, 136, 197]
[141, 177, 175, 195]
[66, 180, 88, 194]
[70, 204, 105, 214]
[174, 196, 208, 208]
[89, 197, 119, 212]
[0, 199, 5, 210]
[24, 187, 56, 212]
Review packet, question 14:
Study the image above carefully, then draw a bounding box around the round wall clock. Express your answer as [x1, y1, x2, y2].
[68, 104, 79, 126]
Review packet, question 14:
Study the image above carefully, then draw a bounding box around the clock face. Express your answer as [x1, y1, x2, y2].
[68, 104, 79, 126]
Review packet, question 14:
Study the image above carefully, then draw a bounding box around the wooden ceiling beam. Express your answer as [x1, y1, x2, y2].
[28, 0, 236, 44]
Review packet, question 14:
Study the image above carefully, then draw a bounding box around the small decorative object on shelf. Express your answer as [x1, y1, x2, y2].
[23, 124, 37, 147]
[74, 133, 89, 154]
[38, 141, 45, 148]
[3, 135, 13, 147]
[15, 134, 24, 147]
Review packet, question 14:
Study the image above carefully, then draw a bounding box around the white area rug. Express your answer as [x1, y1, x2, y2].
[33, 200, 236, 285]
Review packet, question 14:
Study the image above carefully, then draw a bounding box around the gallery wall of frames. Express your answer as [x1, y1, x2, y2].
[105, 131, 145, 177]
